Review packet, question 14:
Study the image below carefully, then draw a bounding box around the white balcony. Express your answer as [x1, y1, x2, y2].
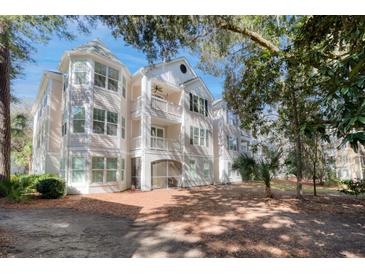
[151, 96, 182, 117]
[150, 136, 181, 151]
[131, 96, 182, 123]
[131, 136, 181, 152]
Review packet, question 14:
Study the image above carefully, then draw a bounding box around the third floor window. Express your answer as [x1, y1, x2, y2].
[94, 62, 119, 92]
[189, 93, 208, 116]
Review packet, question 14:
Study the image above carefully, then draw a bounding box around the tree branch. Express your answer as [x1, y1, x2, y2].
[216, 21, 280, 54]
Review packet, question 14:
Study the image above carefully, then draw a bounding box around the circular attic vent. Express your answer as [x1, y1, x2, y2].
[180, 64, 187, 74]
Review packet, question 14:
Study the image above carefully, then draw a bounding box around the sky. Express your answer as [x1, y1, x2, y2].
[12, 22, 225, 103]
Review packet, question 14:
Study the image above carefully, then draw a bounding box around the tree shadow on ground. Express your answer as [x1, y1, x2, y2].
[125, 184, 365, 257]
[1, 183, 365, 258]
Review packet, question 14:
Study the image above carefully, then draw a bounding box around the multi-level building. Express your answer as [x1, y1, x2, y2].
[335, 143, 365, 180]
[31, 39, 250, 194]
[212, 99, 251, 183]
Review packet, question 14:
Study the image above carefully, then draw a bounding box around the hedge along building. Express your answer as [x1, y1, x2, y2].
[31, 39, 250, 194]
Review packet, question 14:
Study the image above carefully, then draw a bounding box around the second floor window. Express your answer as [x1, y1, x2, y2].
[189, 93, 208, 116]
[190, 126, 209, 147]
[93, 108, 118, 136]
[94, 62, 119, 92]
[227, 136, 238, 151]
[72, 106, 85, 133]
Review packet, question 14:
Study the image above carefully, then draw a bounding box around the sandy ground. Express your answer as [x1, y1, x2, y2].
[1, 182, 365, 257]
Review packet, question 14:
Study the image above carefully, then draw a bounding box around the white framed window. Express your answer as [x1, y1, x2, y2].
[108, 67, 119, 91]
[203, 161, 210, 178]
[72, 106, 85, 133]
[73, 60, 88, 85]
[206, 129, 209, 147]
[122, 76, 126, 98]
[200, 128, 205, 146]
[121, 116, 126, 139]
[71, 156, 86, 184]
[189, 159, 196, 177]
[92, 157, 104, 183]
[107, 111, 118, 136]
[106, 158, 118, 182]
[151, 126, 165, 138]
[94, 61, 119, 92]
[227, 136, 238, 151]
[189, 93, 208, 116]
[94, 62, 107, 88]
[93, 108, 105, 134]
[120, 158, 125, 181]
[190, 126, 208, 147]
[92, 157, 118, 183]
[93, 107, 118, 136]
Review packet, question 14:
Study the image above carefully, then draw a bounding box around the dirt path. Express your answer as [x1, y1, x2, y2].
[1, 183, 365, 257]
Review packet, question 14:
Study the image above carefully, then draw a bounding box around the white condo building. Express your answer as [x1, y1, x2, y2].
[31, 39, 251, 194]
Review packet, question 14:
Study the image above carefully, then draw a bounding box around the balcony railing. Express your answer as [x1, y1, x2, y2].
[151, 136, 181, 151]
[151, 96, 182, 117]
[131, 136, 181, 152]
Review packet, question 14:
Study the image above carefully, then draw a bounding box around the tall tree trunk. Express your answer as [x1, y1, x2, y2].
[265, 184, 273, 198]
[291, 89, 303, 199]
[313, 135, 317, 196]
[0, 20, 11, 183]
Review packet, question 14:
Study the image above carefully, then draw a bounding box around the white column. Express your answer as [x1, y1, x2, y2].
[140, 75, 152, 191]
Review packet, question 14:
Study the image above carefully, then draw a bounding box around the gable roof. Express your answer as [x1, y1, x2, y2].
[140, 57, 198, 78]
[136, 57, 215, 101]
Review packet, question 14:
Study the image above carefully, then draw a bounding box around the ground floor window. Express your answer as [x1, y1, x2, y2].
[92, 157, 118, 183]
[203, 160, 210, 178]
[189, 159, 197, 177]
[71, 156, 86, 183]
[106, 158, 117, 182]
[120, 158, 125, 181]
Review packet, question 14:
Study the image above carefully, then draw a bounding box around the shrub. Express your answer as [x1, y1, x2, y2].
[339, 179, 365, 197]
[36, 178, 65, 199]
[0, 176, 27, 202]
